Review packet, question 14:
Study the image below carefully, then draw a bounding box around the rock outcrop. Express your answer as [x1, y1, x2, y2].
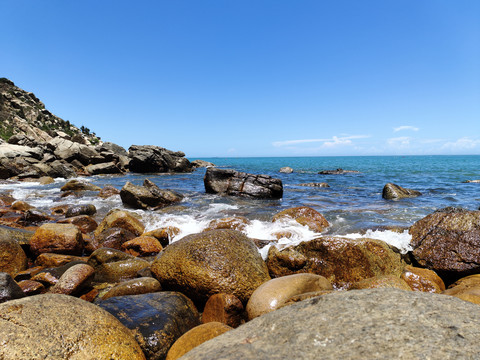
[128, 145, 193, 173]
[204, 168, 283, 199]
[120, 179, 183, 210]
[382, 183, 422, 200]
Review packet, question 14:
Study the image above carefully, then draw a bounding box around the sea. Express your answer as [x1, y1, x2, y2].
[1, 155, 479, 257]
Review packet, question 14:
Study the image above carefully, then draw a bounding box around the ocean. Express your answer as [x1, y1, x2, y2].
[1, 155, 479, 257]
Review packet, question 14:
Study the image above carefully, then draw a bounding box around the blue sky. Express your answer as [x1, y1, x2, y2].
[2, 1, 479, 157]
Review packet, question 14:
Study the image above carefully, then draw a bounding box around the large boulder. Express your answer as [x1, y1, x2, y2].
[29, 223, 84, 256]
[382, 183, 421, 200]
[266, 237, 406, 289]
[0, 238, 28, 277]
[272, 206, 329, 233]
[0, 293, 145, 359]
[86, 161, 123, 175]
[204, 168, 283, 199]
[128, 145, 193, 173]
[179, 289, 480, 359]
[120, 179, 183, 210]
[48, 137, 101, 165]
[99, 292, 200, 360]
[151, 230, 271, 304]
[410, 208, 480, 281]
[94, 209, 145, 238]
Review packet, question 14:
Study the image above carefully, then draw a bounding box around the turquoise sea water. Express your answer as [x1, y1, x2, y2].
[1, 155, 479, 254]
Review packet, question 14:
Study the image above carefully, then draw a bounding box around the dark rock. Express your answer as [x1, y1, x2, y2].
[410, 208, 480, 281]
[0, 272, 25, 303]
[120, 179, 183, 210]
[298, 182, 330, 188]
[266, 237, 406, 289]
[65, 204, 96, 218]
[151, 229, 271, 304]
[0, 294, 145, 359]
[204, 168, 283, 199]
[179, 289, 480, 360]
[128, 145, 193, 173]
[382, 183, 422, 200]
[99, 292, 200, 360]
[318, 168, 360, 175]
[58, 215, 98, 233]
[87, 227, 137, 252]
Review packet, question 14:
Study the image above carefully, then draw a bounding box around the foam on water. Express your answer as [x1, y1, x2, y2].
[342, 229, 412, 254]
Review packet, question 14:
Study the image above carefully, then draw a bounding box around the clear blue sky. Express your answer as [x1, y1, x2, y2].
[2, 1, 479, 157]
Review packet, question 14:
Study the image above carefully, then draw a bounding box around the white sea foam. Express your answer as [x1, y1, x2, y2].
[342, 229, 412, 254]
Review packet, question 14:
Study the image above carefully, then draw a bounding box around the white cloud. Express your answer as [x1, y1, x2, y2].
[387, 136, 412, 147]
[272, 135, 370, 148]
[441, 137, 480, 150]
[394, 125, 419, 132]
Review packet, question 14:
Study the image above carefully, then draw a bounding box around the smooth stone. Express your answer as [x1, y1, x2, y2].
[246, 273, 333, 320]
[350, 275, 412, 291]
[144, 226, 180, 247]
[65, 204, 96, 218]
[382, 182, 422, 200]
[272, 206, 329, 233]
[121, 235, 163, 256]
[60, 179, 101, 192]
[279, 167, 293, 174]
[99, 291, 200, 360]
[0, 272, 25, 303]
[35, 253, 84, 267]
[0, 293, 145, 359]
[401, 265, 445, 293]
[57, 215, 98, 233]
[87, 226, 137, 252]
[202, 293, 245, 328]
[94, 209, 145, 238]
[179, 289, 480, 359]
[17, 279, 45, 295]
[0, 237, 27, 277]
[443, 274, 480, 304]
[93, 258, 150, 283]
[49, 263, 95, 295]
[29, 223, 84, 256]
[101, 277, 162, 300]
[166, 322, 233, 360]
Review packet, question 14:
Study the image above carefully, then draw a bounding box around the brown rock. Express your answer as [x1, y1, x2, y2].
[266, 237, 406, 289]
[121, 235, 163, 256]
[29, 223, 84, 256]
[30, 271, 59, 286]
[0, 294, 145, 359]
[49, 263, 95, 295]
[35, 253, 84, 267]
[120, 179, 183, 210]
[204, 216, 250, 232]
[272, 206, 329, 233]
[151, 229, 271, 304]
[202, 293, 245, 328]
[94, 209, 145, 238]
[410, 208, 480, 280]
[350, 275, 412, 291]
[17, 279, 45, 295]
[101, 277, 162, 300]
[50, 205, 69, 216]
[144, 226, 180, 247]
[166, 322, 233, 360]
[13, 266, 43, 281]
[87, 227, 137, 252]
[11, 200, 33, 211]
[58, 215, 98, 233]
[0, 194, 15, 207]
[0, 238, 28, 277]
[98, 184, 121, 198]
[443, 274, 480, 304]
[382, 183, 422, 200]
[246, 273, 333, 320]
[60, 179, 101, 192]
[401, 265, 445, 293]
[38, 176, 54, 185]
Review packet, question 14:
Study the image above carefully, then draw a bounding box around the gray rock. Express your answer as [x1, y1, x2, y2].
[204, 168, 283, 199]
[191, 159, 216, 168]
[382, 183, 422, 200]
[279, 166, 293, 174]
[0, 272, 25, 303]
[180, 288, 480, 359]
[128, 145, 193, 173]
[86, 161, 123, 175]
[48, 137, 101, 165]
[298, 182, 330, 187]
[318, 168, 360, 175]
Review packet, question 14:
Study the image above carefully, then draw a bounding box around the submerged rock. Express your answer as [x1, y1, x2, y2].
[318, 168, 359, 175]
[279, 166, 293, 174]
[382, 183, 421, 200]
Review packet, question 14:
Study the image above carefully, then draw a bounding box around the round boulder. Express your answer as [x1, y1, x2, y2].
[272, 206, 329, 233]
[0, 238, 27, 277]
[29, 223, 84, 256]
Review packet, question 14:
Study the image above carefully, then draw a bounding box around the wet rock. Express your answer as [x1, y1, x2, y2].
[50, 204, 69, 216]
[87, 247, 133, 267]
[101, 277, 162, 300]
[35, 253, 84, 267]
[179, 289, 480, 360]
[14, 266, 43, 281]
[0, 272, 25, 303]
[382, 183, 422, 200]
[88, 227, 137, 252]
[121, 235, 163, 256]
[279, 167, 293, 174]
[0, 225, 34, 248]
[58, 215, 98, 233]
[246, 273, 333, 320]
[17, 279, 45, 295]
[0, 194, 16, 207]
[202, 293, 245, 328]
[144, 226, 180, 247]
[99, 291, 200, 360]
[272, 206, 329, 233]
[204, 168, 283, 199]
[86, 161, 123, 175]
[266, 237, 406, 289]
[65, 204, 96, 218]
[166, 322, 232, 360]
[98, 184, 121, 198]
[298, 182, 330, 187]
[60, 179, 101, 192]
[151, 230, 271, 304]
[29, 223, 84, 256]
[120, 179, 183, 210]
[204, 216, 250, 232]
[401, 265, 445, 293]
[95, 209, 145, 237]
[128, 145, 194, 173]
[442, 274, 480, 304]
[49, 263, 95, 295]
[350, 275, 412, 291]
[0, 293, 145, 359]
[0, 238, 28, 277]
[31, 260, 88, 287]
[11, 200, 33, 211]
[410, 208, 480, 280]
[22, 208, 53, 224]
[318, 168, 360, 175]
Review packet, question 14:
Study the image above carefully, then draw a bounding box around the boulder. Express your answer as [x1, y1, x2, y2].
[101, 277, 162, 300]
[202, 293, 245, 328]
[166, 322, 232, 360]
[49, 263, 95, 295]
[246, 273, 332, 320]
[29, 223, 84, 256]
[35, 253, 84, 267]
[98, 184, 121, 198]
[151, 229, 271, 304]
[144, 227, 180, 247]
[121, 235, 163, 256]
[31, 160, 77, 178]
[204, 168, 283, 199]
[350, 275, 412, 290]
[410, 208, 480, 280]
[191, 159, 215, 168]
[57, 215, 98, 233]
[86, 161, 123, 175]
[266, 237, 406, 289]
[204, 216, 250, 232]
[0, 238, 28, 277]
[401, 265, 445, 293]
[94, 209, 145, 238]
[298, 182, 330, 187]
[88, 227, 137, 252]
[60, 179, 102, 192]
[65, 204, 96, 218]
[382, 183, 421, 200]
[272, 206, 329, 233]
[279, 166, 293, 174]
[48, 137, 101, 165]
[318, 168, 359, 175]
[17, 279, 45, 295]
[179, 289, 480, 360]
[0, 293, 145, 359]
[442, 274, 480, 304]
[0, 272, 25, 303]
[128, 145, 193, 173]
[99, 292, 200, 360]
[120, 179, 183, 210]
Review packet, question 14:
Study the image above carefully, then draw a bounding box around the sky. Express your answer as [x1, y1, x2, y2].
[1, 1, 479, 157]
